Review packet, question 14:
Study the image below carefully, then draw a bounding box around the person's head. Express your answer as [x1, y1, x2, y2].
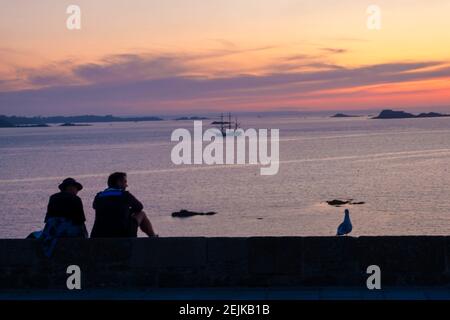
[58, 177, 83, 195]
[107, 172, 128, 190]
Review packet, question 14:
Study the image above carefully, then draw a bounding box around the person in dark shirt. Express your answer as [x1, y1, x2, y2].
[40, 178, 88, 256]
[91, 172, 157, 238]
[45, 179, 86, 225]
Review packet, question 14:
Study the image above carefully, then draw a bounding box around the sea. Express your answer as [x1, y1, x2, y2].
[1, 115, 450, 238]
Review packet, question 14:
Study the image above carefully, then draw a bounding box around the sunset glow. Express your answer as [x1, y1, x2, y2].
[1, 0, 450, 115]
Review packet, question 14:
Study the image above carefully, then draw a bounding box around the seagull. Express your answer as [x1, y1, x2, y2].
[336, 209, 352, 236]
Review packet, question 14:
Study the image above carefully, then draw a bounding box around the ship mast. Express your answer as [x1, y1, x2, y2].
[220, 113, 224, 134]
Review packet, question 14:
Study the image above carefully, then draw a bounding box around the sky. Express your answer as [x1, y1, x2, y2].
[0, 0, 450, 116]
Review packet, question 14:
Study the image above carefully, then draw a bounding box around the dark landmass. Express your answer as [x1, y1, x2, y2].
[175, 116, 209, 121]
[327, 199, 365, 207]
[15, 124, 50, 128]
[211, 121, 232, 125]
[125, 116, 164, 122]
[1, 116, 50, 128]
[0, 114, 163, 126]
[331, 113, 360, 118]
[59, 123, 92, 127]
[0, 118, 14, 128]
[416, 112, 449, 118]
[373, 109, 450, 119]
[171, 209, 217, 218]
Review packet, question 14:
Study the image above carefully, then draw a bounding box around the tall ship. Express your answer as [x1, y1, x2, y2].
[211, 113, 241, 137]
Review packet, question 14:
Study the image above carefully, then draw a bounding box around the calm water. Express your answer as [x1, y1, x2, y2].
[1, 116, 450, 238]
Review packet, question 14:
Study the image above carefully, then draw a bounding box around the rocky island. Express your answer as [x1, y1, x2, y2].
[175, 116, 209, 121]
[331, 113, 359, 118]
[0, 114, 164, 128]
[59, 123, 91, 127]
[15, 124, 50, 128]
[373, 109, 450, 119]
[0, 118, 14, 128]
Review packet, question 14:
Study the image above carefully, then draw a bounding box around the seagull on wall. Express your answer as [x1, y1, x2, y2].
[337, 209, 352, 236]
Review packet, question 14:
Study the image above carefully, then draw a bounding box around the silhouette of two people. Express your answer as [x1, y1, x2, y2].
[37, 172, 156, 255]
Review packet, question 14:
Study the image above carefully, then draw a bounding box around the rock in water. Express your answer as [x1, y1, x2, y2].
[327, 199, 365, 207]
[172, 209, 217, 218]
[327, 199, 349, 206]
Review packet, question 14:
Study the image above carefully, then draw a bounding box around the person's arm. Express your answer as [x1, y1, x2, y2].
[44, 194, 55, 223]
[126, 192, 144, 213]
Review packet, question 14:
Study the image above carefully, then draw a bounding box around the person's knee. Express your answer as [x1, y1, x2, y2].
[132, 211, 146, 224]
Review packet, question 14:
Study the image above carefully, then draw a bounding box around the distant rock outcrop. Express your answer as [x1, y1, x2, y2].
[416, 112, 449, 118]
[373, 110, 415, 119]
[327, 199, 365, 207]
[59, 123, 91, 127]
[171, 209, 217, 218]
[331, 113, 358, 118]
[373, 109, 450, 119]
[175, 116, 209, 121]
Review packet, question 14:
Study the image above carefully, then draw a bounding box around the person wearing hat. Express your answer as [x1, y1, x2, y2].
[44, 177, 87, 226]
[40, 177, 88, 256]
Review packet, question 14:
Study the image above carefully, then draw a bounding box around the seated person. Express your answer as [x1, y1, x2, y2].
[91, 172, 157, 238]
[41, 177, 88, 256]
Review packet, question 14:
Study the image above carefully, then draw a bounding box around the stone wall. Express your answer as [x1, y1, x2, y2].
[0, 237, 449, 289]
